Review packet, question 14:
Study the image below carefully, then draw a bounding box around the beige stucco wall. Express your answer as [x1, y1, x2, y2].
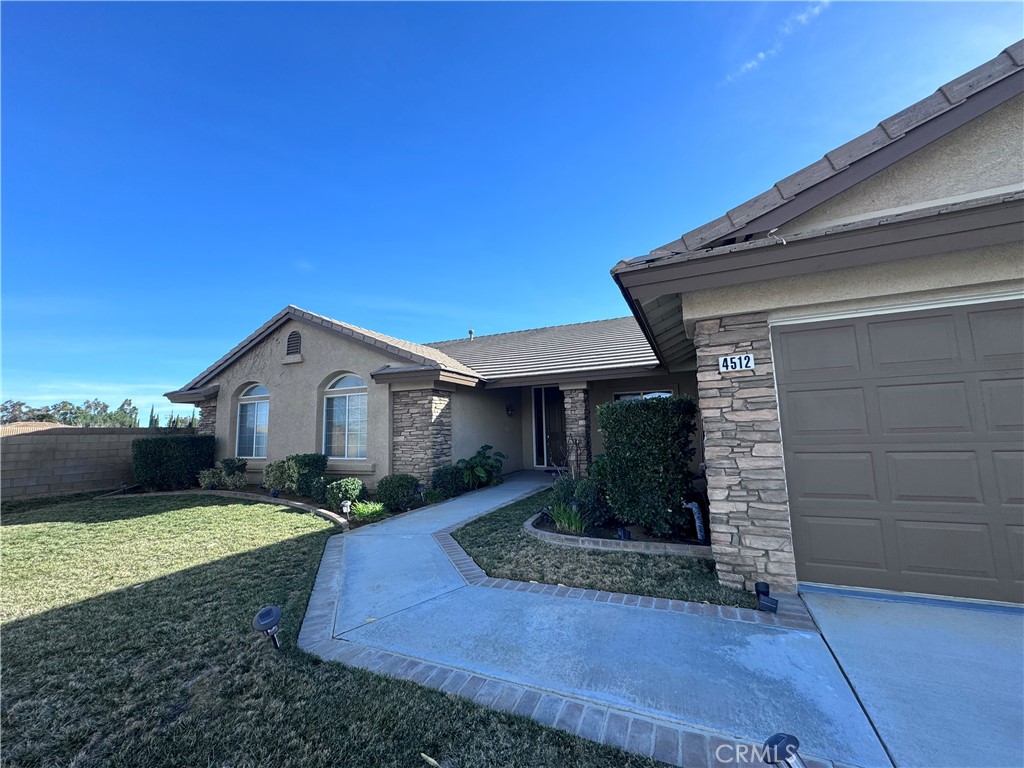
[209, 318, 397, 488]
[451, 386, 524, 474]
[681, 241, 1024, 332]
[783, 94, 1024, 235]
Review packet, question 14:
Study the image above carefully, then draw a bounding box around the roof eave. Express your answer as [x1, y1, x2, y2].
[164, 384, 220, 404]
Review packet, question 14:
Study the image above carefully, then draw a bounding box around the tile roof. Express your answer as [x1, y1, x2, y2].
[172, 305, 481, 394]
[427, 316, 660, 382]
[626, 39, 1024, 265]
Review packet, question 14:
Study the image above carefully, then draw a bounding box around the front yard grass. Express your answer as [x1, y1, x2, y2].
[454, 491, 758, 609]
[1, 494, 658, 768]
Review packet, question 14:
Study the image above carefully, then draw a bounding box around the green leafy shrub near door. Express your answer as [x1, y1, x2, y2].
[597, 395, 699, 536]
[455, 444, 507, 490]
[376, 473, 420, 513]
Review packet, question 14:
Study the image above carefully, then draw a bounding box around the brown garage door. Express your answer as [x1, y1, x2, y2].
[774, 300, 1024, 603]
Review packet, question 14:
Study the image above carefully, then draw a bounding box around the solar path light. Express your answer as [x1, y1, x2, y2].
[762, 733, 807, 768]
[252, 605, 283, 649]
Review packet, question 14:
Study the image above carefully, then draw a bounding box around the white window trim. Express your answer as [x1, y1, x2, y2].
[323, 385, 368, 460]
[236, 393, 269, 459]
[612, 389, 674, 401]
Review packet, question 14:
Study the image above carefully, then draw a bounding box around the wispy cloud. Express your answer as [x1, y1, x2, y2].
[293, 259, 315, 272]
[725, 1, 830, 83]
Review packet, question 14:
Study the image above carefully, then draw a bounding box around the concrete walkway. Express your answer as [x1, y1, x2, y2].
[299, 472, 891, 768]
[804, 588, 1024, 768]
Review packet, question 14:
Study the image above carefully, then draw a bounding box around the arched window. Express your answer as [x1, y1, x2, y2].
[237, 384, 269, 458]
[324, 374, 367, 459]
[286, 331, 301, 355]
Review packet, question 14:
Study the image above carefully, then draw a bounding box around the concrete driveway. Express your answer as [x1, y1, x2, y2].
[803, 587, 1024, 768]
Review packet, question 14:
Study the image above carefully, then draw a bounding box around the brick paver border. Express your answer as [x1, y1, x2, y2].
[522, 512, 714, 558]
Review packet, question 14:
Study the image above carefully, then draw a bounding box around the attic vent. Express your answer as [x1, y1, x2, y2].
[286, 331, 302, 355]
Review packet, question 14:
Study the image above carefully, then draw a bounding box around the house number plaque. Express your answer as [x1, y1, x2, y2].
[718, 354, 756, 373]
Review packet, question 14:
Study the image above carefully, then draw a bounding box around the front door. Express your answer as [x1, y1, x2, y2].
[533, 386, 566, 467]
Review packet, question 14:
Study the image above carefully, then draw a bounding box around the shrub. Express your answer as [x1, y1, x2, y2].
[548, 502, 585, 535]
[597, 395, 699, 536]
[220, 457, 248, 477]
[423, 488, 448, 504]
[325, 477, 365, 512]
[198, 468, 222, 490]
[308, 475, 328, 504]
[132, 435, 216, 492]
[431, 464, 468, 498]
[350, 500, 387, 523]
[284, 453, 328, 498]
[552, 475, 577, 507]
[376, 473, 420, 513]
[221, 472, 248, 490]
[573, 476, 610, 526]
[262, 461, 292, 493]
[455, 444, 507, 490]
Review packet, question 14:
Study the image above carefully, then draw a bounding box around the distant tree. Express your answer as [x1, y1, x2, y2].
[2, 398, 140, 427]
[1, 400, 54, 424]
[148, 405, 160, 429]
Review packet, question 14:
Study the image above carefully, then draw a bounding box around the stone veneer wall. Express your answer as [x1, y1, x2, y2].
[562, 387, 592, 477]
[0, 427, 196, 499]
[391, 389, 453, 484]
[197, 398, 217, 436]
[693, 312, 798, 592]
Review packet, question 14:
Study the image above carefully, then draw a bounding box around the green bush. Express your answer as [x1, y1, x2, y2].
[198, 468, 222, 490]
[548, 502, 585, 535]
[552, 475, 577, 507]
[220, 457, 248, 477]
[597, 395, 699, 536]
[423, 488, 448, 504]
[262, 461, 292, 493]
[132, 435, 216, 492]
[376, 474, 420, 513]
[284, 453, 328, 498]
[325, 477, 365, 512]
[350, 500, 387, 522]
[455, 444, 507, 490]
[431, 464, 468, 498]
[573, 476, 610, 526]
[221, 472, 248, 490]
[308, 475, 328, 504]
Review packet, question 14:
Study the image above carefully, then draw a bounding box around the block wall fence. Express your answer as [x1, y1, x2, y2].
[1, 427, 196, 500]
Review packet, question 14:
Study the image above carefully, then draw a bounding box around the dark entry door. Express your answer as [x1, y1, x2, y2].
[533, 386, 566, 467]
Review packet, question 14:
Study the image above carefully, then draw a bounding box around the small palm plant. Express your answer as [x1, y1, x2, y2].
[547, 502, 585, 535]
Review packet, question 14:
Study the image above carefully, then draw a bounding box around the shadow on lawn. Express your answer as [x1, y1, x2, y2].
[0, 492, 298, 527]
[1, 525, 655, 768]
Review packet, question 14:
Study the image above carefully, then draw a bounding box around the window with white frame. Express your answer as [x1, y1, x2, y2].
[324, 374, 368, 459]
[613, 390, 673, 401]
[236, 384, 269, 458]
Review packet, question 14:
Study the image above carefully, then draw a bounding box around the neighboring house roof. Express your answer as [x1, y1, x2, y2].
[0, 422, 73, 436]
[427, 316, 660, 384]
[619, 39, 1023, 266]
[165, 305, 483, 402]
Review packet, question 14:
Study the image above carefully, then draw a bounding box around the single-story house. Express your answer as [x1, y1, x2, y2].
[165, 308, 700, 492]
[613, 41, 1024, 603]
[167, 41, 1023, 604]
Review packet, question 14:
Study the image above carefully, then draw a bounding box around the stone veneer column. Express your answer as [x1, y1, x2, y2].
[196, 398, 217, 436]
[391, 389, 453, 484]
[693, 312, 798, 592]
[561, 385, 592, 477]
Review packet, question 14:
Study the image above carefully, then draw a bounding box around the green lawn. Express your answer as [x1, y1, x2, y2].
[1, 494, 659, 768]
[454, 491, 758, 609]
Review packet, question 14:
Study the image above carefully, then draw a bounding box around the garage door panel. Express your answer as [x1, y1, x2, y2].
[981, 378, 1024, 432]
[877, 381, 973, 434]
[786, 388, 869, 436]
[887, 451, 985, 505]
[993, 451, 1024, 505]
[968, 306, 1024, 364]
[777, 325, 860, 379]
[774, 300, 1024, 602]
[867, 314, 961, 371]
[797, 516, 889, 570]
[895, 521, 997, 579]
[788, 452, 878, 502]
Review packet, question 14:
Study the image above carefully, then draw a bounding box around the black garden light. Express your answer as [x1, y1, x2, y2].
[755, 582, 778, 613]
[252, 605, 283, 649]
[762, 733, 808, 768]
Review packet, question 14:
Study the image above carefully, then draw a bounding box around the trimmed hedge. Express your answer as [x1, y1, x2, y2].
[376, 473, 420, 513]
[284, 453, 328, 498]
[597, 395, 699, 536]
[431, 465, 468, 499]
[132, 435, 216, 491]
[325, 477, 365, 512]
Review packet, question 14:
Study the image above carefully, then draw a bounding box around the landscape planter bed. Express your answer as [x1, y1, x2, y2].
[524, 512, 713, 559]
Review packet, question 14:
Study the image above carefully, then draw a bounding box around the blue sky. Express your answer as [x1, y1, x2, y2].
[3, 2, 1021, 418]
